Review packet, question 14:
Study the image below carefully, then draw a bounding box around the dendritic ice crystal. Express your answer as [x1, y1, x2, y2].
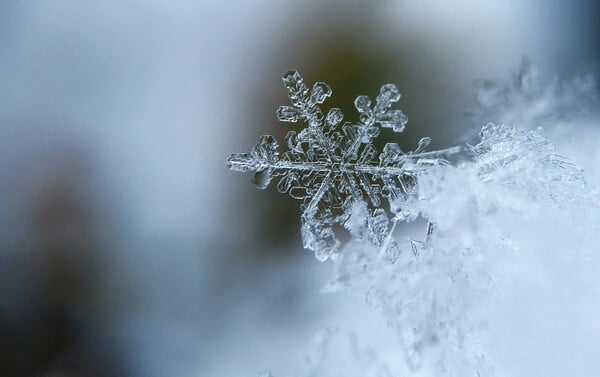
[227, 71, 460, 260]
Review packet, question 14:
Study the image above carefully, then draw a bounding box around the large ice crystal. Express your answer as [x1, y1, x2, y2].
[227, 70, 460, 260]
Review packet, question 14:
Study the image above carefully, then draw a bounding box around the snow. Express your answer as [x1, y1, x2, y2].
[229, 67, 600, 376]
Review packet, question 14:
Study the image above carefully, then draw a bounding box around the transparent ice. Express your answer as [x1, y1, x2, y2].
[227, 70, 460, 261]
[227, 68, 600, 377]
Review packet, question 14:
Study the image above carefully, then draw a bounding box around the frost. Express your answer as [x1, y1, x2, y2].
[228, 68, 600, 377]
[321, 122, 600, 376]
[227, 70, 460, 260]
[471, 60, 598, 130]
[467, 123, 586, 199]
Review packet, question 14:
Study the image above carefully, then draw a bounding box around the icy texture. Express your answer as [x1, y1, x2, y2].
[471, 61, 600, 187]
[467, 123, 587, 202]
[227, 70, 460, 260]
[471, 61, 598, 130]
[313, 123, 600, 377]
[258, 122, 600, 377]
[233, 68, 600, 377]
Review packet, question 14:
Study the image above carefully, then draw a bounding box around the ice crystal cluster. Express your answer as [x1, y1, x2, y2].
[227, 70, 459, 261]
[228, 68, 600, 376]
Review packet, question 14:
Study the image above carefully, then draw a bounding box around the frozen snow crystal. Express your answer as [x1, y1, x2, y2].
[227, 70, 460, 260]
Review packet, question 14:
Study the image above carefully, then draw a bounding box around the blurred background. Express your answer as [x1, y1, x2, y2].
[0, 1, 598, 376]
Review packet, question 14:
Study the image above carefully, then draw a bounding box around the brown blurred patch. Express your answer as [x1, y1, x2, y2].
[0, 139, 112, 377]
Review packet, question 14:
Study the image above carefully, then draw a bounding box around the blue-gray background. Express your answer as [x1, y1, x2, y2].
[0, 1, 598, 376]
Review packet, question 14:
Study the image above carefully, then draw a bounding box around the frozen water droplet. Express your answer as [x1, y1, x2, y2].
[253, 169, 273, 189]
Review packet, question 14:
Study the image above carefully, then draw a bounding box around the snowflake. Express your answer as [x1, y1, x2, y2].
[227, 70, 460, 260]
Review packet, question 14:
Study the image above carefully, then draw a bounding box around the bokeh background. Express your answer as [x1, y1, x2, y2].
[1, 1, 599, 376]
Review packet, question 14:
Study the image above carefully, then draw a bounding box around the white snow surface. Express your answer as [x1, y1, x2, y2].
[262, 71, 600, 377]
